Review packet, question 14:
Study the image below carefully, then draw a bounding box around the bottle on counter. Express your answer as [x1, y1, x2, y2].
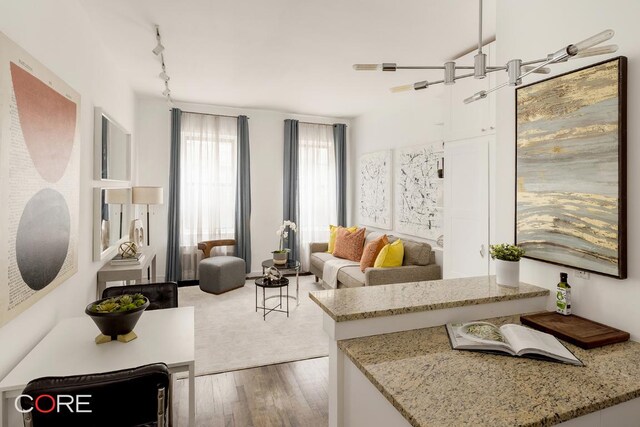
[556, 272, 571, 315]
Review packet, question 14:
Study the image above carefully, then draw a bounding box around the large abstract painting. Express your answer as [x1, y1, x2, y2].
[515, 57, 626, 278]
[0, 32, 80, 326]
[394, 142, 443, 239]
[360, 150, 392, 229]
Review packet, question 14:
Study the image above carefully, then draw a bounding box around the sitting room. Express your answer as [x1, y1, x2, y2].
[1, 0, 640, 426]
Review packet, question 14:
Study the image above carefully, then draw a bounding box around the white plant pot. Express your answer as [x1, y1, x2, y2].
[272, 251, 288, 266]
[495, 259, 520, 287]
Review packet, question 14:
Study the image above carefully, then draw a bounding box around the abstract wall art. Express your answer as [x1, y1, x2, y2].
[0, 32, 80, 326]
[515, 57, 627, 278]
[394, 142, 443, 239]
[359, 150, 392, 229]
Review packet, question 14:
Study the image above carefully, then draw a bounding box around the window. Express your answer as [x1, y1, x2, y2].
[298, 123, 336, 271]
[179, 113, 237, 279]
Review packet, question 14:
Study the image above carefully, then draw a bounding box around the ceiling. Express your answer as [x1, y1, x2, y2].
[81, 0, 496, 118]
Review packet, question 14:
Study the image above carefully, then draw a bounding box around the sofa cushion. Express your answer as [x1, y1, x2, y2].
[374, 239, 404, 268]
[402, 240, 432, 266]
[337, 266, 365, 288]
[333, 227, 366, 262]
[360, 234, 388, 272]
[328, 225, 358, 253]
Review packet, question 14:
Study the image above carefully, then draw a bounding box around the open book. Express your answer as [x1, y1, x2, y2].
[446, 321, 583, 366]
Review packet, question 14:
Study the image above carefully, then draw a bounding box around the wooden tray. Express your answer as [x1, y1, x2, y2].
[520, 311, 630, 349]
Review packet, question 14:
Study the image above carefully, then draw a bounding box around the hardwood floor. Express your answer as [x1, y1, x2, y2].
[172, 357, 328, 427]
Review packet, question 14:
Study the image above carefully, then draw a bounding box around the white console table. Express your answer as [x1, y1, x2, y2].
[0, 307, 195, 427]
[96, 246, 157, 299]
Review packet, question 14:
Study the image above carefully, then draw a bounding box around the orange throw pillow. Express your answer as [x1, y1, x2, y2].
[333, 227, 366, 262]
[360, 235, 388, 272]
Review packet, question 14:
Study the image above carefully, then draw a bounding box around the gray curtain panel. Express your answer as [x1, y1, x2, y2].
[165, 108, 182, 282]
[333, 123, 347, 226]
[283, 119, 299, 262]
[235, 115, 252, 273]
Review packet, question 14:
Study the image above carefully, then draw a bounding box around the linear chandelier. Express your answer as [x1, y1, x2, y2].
[353, 0, 618, 103]
[152, 25, 172, 103]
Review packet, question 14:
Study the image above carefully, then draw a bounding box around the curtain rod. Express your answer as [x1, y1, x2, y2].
[298, 121, 348, 127]
[171, 109, 249, 119]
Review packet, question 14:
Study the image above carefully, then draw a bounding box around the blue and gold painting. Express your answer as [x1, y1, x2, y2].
[516, 57, 626, 278]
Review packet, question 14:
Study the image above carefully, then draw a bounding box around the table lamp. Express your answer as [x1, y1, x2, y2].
[132, 186, 163, 246]
[104, 188, 131, 238]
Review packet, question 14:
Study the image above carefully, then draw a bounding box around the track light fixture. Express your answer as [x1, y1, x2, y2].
[152, 42, 164, 56]
[353, 0, 618, 103]
[152, 25, 164, 55]
[152, 25, 172, 103]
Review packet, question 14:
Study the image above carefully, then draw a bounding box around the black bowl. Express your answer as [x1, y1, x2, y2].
[85, 296, 150, 339]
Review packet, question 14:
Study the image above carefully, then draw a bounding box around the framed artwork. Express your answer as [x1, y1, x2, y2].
[515, 57, 627, 278]
[359, 150, 392, 229]
[0, 32, 81, 326]
[394, 142, 443, 239]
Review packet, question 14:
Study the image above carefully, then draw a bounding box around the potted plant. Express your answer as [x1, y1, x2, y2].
[489, 243, 525, 287]
[85, 293, 149, 342]
[273, 220, 297, 265]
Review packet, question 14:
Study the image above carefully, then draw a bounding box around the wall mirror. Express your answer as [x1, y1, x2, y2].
[93, 187, 131, 261]
[94, 107, 131, 181]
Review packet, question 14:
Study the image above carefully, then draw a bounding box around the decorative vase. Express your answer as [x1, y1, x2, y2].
[272, 251, 288, 266]
[495, 259, 520, 287]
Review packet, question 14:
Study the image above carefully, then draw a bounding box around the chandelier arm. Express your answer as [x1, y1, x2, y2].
[520, 58, 549, 67]
[396, 66, 446, 70]
[518, 56, 562, 81]
[393, 64, 506, 71]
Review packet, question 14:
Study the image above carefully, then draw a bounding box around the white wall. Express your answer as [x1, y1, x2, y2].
[0, 0, 135, 378]
[135, 96, 351, 275]
[495, 0, 640, 339]
[350, 93, 445, 263]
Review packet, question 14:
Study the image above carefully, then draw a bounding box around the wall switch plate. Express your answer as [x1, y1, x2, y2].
[575, 270, 590, 280]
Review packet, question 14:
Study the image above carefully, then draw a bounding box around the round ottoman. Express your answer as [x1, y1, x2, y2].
[199, 256, 246, 294]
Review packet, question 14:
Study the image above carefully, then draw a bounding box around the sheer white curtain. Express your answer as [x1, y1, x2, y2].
[298, 123, 336, 271]
[180, 113, 237, 279]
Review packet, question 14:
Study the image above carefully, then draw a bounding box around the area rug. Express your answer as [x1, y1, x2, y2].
[178, 275, 329, 377]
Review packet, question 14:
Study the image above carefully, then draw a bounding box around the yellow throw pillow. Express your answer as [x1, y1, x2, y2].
[374, 239, 404, 268]
[327, 225, 357, 253]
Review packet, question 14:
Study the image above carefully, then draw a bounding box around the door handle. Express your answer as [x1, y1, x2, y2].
[479, 244, 485, 258]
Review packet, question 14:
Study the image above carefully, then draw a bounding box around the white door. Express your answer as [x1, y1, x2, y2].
[443, 136, 490, 278]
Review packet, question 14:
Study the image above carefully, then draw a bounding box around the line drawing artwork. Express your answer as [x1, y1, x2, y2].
[359, 150, 392, 229]
[394, 143, 443, 239]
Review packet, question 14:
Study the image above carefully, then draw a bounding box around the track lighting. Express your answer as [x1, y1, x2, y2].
[152, 25, 173, 102]
[354, 0, 618, 103]
[152, 42, 164, 56]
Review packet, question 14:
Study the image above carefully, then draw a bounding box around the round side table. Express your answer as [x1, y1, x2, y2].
[254, 277, 289, 320]
[261, 259, 300, 306]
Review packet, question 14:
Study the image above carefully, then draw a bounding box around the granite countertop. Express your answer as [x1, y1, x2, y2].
[309, 276, 549, 322]
[339, 314, 640, 427]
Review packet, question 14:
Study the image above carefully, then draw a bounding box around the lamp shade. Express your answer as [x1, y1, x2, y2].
[104, 188, 131, 205]
[132, 186, 163, 205]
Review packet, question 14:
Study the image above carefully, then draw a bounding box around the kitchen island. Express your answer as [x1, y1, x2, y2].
[309, 275, 550, 427]
[339, 314, 640, 426]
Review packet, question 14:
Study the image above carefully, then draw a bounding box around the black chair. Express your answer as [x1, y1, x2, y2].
[21, 363, 170, 427]
[101, 282, 178, 311]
